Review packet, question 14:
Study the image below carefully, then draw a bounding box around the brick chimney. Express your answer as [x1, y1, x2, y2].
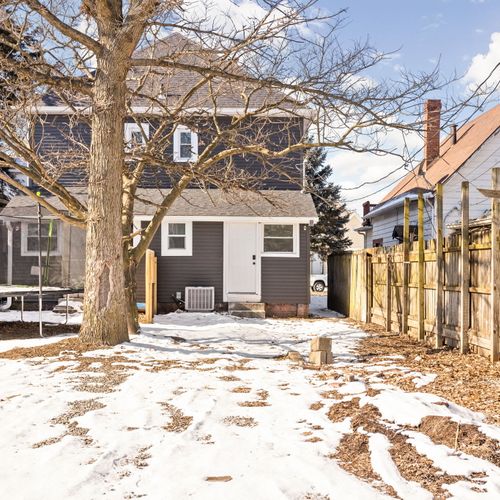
[423, 99, 441, 171]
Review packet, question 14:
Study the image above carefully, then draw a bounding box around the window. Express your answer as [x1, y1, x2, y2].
[262, 224, 298, 257]
[125, 122, 149, 148]
[372, 238, 384, 248]
[21, 221, 61, 256]
[161, 220, 193, 256]
[173, 126, 198, 162]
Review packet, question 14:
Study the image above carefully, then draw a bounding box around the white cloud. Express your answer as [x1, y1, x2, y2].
[177, 0, 314, 44]
[463, 32, 500, 90]
[326, 129, 422, 211]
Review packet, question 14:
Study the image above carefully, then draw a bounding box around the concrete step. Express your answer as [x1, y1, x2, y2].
[228, 302, 265, 313]
[229, 309, 266, 319]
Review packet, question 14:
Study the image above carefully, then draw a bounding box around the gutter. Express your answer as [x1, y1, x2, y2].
[364, 191, 434, 219]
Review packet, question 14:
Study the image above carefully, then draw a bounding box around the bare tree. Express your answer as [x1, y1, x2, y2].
[0, 0, 464, 344]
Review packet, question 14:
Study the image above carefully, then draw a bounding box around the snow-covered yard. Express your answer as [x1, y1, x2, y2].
[1, 301, 500, 499]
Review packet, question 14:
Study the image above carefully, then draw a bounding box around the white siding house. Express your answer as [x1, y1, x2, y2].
[357, 103, 500, 248]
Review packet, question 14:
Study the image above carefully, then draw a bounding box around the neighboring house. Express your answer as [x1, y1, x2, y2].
[357, 100, 500, 248]
[0, 34, 317, 317]
[309, 211, 364, 287]
[345, 211, 364, 250]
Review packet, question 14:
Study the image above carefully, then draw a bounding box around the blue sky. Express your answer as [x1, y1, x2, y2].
[313, 0, 500, 210]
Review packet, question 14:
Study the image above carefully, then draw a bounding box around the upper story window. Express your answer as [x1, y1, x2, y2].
[161, 220, 193, 256]
[21, 220, 61, 257]
[262, 223, 299, 257]
[125, 123, 149, 148]
[173, 126, 198, 162]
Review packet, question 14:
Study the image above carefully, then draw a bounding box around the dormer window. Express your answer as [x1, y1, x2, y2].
[125, 123, 149, 148]
[174, 126, 198, 162]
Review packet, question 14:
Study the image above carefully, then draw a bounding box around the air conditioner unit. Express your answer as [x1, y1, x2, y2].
[185, 286, 215, 312]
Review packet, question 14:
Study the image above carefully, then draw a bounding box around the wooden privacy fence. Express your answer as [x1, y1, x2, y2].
[329, 170, 500, 362]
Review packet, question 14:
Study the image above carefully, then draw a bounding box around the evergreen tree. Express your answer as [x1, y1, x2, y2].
[305, 147, 351, 259]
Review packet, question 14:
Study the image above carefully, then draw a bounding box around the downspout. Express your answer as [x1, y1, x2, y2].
[0, 221, 13, 311]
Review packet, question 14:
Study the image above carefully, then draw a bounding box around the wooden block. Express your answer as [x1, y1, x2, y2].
[309, 350, 327, 366]
[325, 351, 333, 365]
[310, 336, 332, 352]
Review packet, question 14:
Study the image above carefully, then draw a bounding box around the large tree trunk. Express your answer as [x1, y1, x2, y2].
[80, 54, 129, 345]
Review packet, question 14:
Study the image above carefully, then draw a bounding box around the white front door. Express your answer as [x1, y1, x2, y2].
[225, 222, 260, 302]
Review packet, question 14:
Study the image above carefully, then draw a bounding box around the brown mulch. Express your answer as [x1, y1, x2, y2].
[222, 416, 257, 427]
[0, 337, 106, 359]
[230, 386, 252, 393]
[329, 399, 475, 499]
[327, 398, 362, 424]
[310, 401, 324, 411]
[33, 398, 105, 448]
[332, 432, 398, 498]
[358, 332, 500, 426]
[161, 402, 193, 432]
[0, 321, 80, 341]
[418, 416, 500, 467]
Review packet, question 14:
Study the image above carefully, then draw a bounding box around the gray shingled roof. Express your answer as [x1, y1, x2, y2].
[0, 189, 317, 219]
[40, 34, 304, 112]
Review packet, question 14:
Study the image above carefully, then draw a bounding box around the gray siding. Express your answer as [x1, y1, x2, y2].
[0, 222, 7, 283]
[8, 221, 85, 287]
[261, 224, 310, 304]
[370, 198, 434, 248]
[34, 115, 304, 190]
[137, 221, 310, 306]
[137, 222, 224, 305]
[10, 221, 62, 286]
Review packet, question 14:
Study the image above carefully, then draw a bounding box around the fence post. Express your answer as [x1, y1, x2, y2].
[491, 168, 500, 362]
[460, 181, 470, 354]
[386, 253, 392, 332]
[365, 253, 372, 323]
[402, 198, 410, 335]
[435, 183, 444, 348]
[145, 249, 157, 324]
[417, 193, 425, 341]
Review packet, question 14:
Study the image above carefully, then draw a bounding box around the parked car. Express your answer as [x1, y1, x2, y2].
[310, 273, 327, 292]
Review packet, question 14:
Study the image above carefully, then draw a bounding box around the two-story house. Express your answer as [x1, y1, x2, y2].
[0, 34, 317, 317]
[357, 100, 500, 248]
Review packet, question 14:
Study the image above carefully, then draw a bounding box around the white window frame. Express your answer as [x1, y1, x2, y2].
[21, 220, 62, 257]
[161, 219, 193, 256]
[173, 125, 198, 162]
[261, 223, 299, 258]
[125, 122, 149, 148]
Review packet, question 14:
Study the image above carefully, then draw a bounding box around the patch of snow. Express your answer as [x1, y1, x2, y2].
[0, 309, 82, 325]
[369, 433, 433, 500]
[411, 373, 437, 388]
[338, 381, 367, 395]
[404, 430, 500, 478]
[363, 388, 482, 427]
[309, 294, 344, 318]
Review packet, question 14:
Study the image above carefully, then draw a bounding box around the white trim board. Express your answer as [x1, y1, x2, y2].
[132, 215, 316, 223]
[20, 220, 62, 257]
[32, 105, 314, 119]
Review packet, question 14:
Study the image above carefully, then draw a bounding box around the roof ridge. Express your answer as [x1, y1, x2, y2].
[379, 104, 500, 204]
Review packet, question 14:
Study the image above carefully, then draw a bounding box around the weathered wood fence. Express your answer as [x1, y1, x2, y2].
[329, 170, 500, 362]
